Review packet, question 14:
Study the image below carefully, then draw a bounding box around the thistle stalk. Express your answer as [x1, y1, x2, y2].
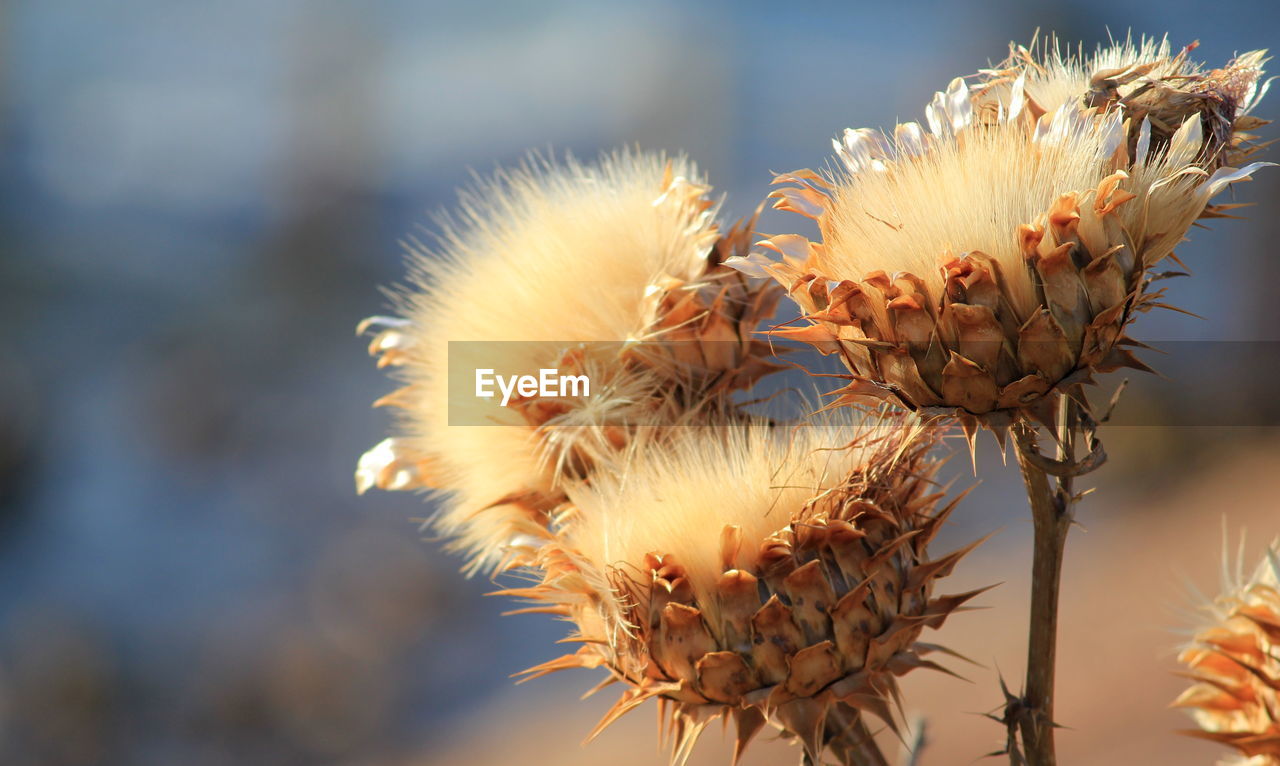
[1011, 394, 1086, 765]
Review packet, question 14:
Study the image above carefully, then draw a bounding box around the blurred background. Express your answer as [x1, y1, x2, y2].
[1, 1, 1278, 764]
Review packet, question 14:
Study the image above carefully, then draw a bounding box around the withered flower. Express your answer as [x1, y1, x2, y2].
[356, 151, 781, 572]
[972, 37, 1271, 171]
[736, 40, 1269, 439]
[508, 414, 987, 764]
[1176, 539, 1280, 765]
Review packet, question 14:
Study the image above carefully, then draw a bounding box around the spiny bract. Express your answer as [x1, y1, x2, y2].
[733, 38, 1270, 439]
[1175, 539, 1280, 765]
[504, 413, 988, 765]
[357, 151, 781, 572]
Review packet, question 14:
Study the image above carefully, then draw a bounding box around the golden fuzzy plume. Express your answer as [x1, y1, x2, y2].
[357, 151, 782, 572]
[734, 39, 1270, 438]
[506, 413, 988, 765]
[1175, 539, 1280, 765]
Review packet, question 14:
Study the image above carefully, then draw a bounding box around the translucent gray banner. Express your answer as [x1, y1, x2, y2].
[443, 340, 1280, 427]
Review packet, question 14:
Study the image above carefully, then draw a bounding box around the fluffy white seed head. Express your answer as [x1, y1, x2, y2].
[564, 412, 921, 603]
[392, 150, 722, 564]
[810, 72, 1262, 318]
[818, 118, 1120, 314]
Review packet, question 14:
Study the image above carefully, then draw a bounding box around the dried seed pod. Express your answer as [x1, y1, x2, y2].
[971, 36, 1271, 172]
[1175, 539, 1280, 765]
[733, 41, 1269, 440]
[511, 414, 988, 765]
[355, 151, 782, 572]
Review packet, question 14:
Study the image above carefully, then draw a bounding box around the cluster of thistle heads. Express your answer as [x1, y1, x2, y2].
[357, 36, 1277, 765]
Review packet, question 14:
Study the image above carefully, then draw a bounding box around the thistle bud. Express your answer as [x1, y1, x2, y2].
[511, 415, 987, 764]
[738, 39, 1270, 436]
[1175, 539, 1280, 764]
[355, 151, 781, 571]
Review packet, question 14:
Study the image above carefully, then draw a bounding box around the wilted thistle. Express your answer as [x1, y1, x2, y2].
[1175, 539, 1280, 765]
[504, 413, 987, 765]
[971, 38, 1270, 171]
[349, 32, 1274, 766]
[738, 38, 1269, 436]
[356, 151, 781, 571]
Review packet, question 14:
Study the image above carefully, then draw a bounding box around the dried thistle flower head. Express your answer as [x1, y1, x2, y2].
[509, 413, 987, 764]
[736, 38, 1270, 438]
[1175, 539, 1280, 764]
[356, 151, 781, 572]
[972, 36, 1271, 171]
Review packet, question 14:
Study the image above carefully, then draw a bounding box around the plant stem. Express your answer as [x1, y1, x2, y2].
[1012, 395, 1079, 766]
[904, 719, 928, 766]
